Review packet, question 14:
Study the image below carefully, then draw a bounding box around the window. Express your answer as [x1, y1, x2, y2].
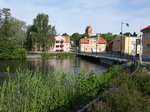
[148, 32, 150, 39]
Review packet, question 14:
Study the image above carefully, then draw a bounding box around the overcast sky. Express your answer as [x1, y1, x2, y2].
[0, 0, 150, 35]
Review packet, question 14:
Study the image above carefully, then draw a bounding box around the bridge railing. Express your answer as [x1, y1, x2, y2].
[78, 51, 135, 61]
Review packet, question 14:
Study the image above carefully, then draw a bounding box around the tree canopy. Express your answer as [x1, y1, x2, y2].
[70, 33, 82, 47]
[26, 13, 57, 51]
[0, 8, 27, 59]
[62, 33, 69, 36]
[100, 32, 117, 43]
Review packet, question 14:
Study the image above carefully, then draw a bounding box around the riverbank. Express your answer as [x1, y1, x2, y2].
[87, 66, 150, 112]
[26, 52, 77, 59]
[0, 65, 120, 112]
[41, 52, 76, 58]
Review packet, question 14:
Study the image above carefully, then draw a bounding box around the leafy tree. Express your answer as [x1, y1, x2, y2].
[82, 33, 89, 38]
[28, 13, 56, 51]
[0, 8, 27, 59]
[100, 32, 116, 43]
[71, 33, 82, 47]
[62, 33, 69, 36]
[0, 8, 11, 41]
[25, 25, 32, 51]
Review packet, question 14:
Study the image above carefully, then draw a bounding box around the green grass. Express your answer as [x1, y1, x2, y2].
[41, 52, 76, 58]
[146, 64, 150, 71]
[87, 71, 150, 112]
[0, 65, 121, 112]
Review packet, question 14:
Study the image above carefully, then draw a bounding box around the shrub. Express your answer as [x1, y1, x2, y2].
[0, 45, 27, 59]
[87, 71, 150, 112]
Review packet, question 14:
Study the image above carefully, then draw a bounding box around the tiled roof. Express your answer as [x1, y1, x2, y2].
[98, 38, 107, 44]
[141, 25, 150, 32]
[80, 37, 106, 44]
[80, 38, 91, 44]
[64, 36, 70, 43]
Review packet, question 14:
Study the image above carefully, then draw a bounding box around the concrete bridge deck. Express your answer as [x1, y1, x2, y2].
[77, 52, 134, 65]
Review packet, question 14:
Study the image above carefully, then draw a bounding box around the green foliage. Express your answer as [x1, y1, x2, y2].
[0, 10, 26, 47]
[0, 65, 121, 112]
[26, 13, 57, 51]
[0, 8, 27, 59]
[146, 64, 150, 71]
[0, 45, 27, 59]
[101, 32, 117, 43]
[70, 32, 82, 47]
[62, 33, 69, 36]
[87, 71, 150, 112]
[41, 52, 76, 58]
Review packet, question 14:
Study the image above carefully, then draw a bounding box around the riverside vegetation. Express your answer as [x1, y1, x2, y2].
[87, 65, 150, 112]
[41, 52, 76, 58]
[0, 65, 121, 112]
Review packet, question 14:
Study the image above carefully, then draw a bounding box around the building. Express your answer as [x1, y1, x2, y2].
[85, 26, 92, 36]
[108, 40, 114, 51]
[50, 35, 71, 52]
[113, 35, 141, 55]
[79, 37, 107, 53]
[141, 26, 150, 61]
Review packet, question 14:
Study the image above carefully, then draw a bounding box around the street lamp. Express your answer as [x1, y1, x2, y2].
[120, 22, 129, 58]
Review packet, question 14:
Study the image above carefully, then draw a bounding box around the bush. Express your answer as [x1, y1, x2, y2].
[146, 64, 150, 71]
[87, 71, 150, 112]
[0, 45, 27, 59]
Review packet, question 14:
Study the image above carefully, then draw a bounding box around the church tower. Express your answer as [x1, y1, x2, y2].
[85, 25, 92, 36]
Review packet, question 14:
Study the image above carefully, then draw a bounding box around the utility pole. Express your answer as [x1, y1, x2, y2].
[120, 22, 129, 58]
[140, 28, 143, 63]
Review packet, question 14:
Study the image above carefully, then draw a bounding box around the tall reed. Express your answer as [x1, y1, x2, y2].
[0, 65, 121, 112]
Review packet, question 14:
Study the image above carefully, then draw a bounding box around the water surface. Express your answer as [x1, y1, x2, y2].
[0, 57, 107, 75]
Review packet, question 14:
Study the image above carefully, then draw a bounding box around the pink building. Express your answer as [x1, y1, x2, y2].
[50, 35, 71, 52]
[79, 37, 107, 52]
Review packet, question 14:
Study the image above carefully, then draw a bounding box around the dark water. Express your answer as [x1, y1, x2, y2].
[0, 57, 107, 75]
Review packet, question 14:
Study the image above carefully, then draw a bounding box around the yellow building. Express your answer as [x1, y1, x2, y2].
[113, 35, 141, 55]
[141, 26, 150, 61]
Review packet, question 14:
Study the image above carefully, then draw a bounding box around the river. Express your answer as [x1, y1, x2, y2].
[0, 56, 107, 75]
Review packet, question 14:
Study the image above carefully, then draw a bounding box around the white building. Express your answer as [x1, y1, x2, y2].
[50, 35, 71, 52]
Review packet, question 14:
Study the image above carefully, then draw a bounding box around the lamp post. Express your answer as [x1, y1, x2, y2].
[120, 22, 129, 58]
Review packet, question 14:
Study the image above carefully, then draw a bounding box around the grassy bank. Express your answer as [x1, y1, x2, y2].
[41, 52, 76, 58]
[87, 70, 150, 112]
[0, 65, 121, 112]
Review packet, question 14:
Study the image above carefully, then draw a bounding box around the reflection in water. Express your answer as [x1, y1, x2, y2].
[0, 57, 107, 75]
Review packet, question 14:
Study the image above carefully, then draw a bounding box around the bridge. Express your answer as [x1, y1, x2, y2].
[77, 51, 136, 65]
